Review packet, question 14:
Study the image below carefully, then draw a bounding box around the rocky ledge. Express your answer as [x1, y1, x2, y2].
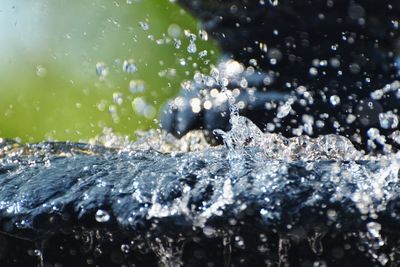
[0, 133, 399, 266]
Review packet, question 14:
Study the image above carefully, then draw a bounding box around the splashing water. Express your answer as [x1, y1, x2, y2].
[0, 123, 400, 265]
[4, 54, 400, 265]
[6, 46, 400, 267]
[3, 0, 400, 265]
[81, 54, 400, 265]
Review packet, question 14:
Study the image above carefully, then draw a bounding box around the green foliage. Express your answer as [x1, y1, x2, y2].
[0, 0, 218, 142]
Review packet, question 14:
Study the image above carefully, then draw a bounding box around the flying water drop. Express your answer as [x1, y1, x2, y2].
[95, 209, 110, 223]
[129, 80, 146, 94]
[122, 59, 137, 74]
[139, 21, 149, 31]
[277, 98, 294, 118]
[96, 62, 108, 78]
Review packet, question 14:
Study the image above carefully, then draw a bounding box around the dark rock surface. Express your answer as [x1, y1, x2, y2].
[0, 139, 399, 266]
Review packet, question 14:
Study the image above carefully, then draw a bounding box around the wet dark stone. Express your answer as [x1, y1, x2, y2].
[0, 141, 399, 266]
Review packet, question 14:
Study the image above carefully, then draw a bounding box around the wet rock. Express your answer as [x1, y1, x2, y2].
[0, 139, 399, 266]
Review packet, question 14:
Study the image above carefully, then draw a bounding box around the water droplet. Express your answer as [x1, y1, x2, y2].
[277, 98, 294, 118]
[93, 246, 102, 257]
[113, 92, 124, 105]
[329, 95, 341, 106]
[168, 24, 182, 38]
[187, 42, 197, 54]
[270, 0, 279, 6]
[139, 21, 149, 31]
[185, 31, 197, 54]
[199, 29, 208, 41]
[122, 59, 137, 73]
[346, 114, 356, 124]
[33, 249, 41, 256]
[174, 39, 182, 49]
[36, 65, 47, 77]
[313, 261, 327, 267]
[378, 253, 389, 265]
[367, 128, 380, 140]
[121, 244, 130, 253]
[349, 63, 361, 74]
[129, 80, 146, 94]
[179, 58, 186, 66]
[203, 226, 216, 237]
[198, 50, 208, 58]
[210, 66, 220, 79]
[379, 111, 398, 129]
[95, 209, 110, 222]
[259, 42, 268, 53]
[327, 209, 337, 220]
[371, 89, 384, 100]
[309, 67, 318, 76]
[390, 130, 400, 144]
[96, 62, 108, 78]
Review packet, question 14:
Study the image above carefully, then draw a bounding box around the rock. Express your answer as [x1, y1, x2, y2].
[0, 138, 399, 266]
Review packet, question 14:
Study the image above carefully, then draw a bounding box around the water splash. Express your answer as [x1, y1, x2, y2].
[1, 112, 400, 266]
[214, 110, 366, 162]
[214, 112, 265, 151]
[0, 134, 399, 265]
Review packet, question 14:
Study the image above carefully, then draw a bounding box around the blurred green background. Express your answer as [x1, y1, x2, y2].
[0, 0, 218, 142]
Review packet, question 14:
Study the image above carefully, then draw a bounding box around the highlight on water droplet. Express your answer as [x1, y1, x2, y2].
[187, 42, 197, 54]
[35, 65, 47, 77]
[129, 80, 146, 94]
[270, 0, 279, 6]
[122, 59, 137, 74]
[139, 21, 149, 31]
[199, 29, 208, 41]
[277, 98, 294, 118]
[168, 24, 182, 38]
[121, 244, 130, 253]
[329, 95, 341, 106]
[95, 62, 108, 78]
[113, 92, 124, 105]
[95, 209, 110, 222]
